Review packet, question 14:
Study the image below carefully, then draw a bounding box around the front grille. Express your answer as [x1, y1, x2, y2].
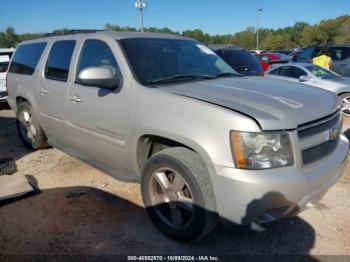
[297, 110, 340, 139]
[298, 110, 341, 165]
[302, 139, 339, 165]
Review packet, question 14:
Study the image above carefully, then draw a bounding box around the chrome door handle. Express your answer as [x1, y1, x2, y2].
[70, 96, 83, 103]
[39, 89, 48, 94]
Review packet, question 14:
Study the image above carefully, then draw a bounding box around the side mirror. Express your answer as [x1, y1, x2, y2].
[76, 67, 120, 90]
[299, 75, 310, 82]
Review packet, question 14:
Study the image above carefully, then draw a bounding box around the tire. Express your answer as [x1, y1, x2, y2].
[339, 93, 350, 117]
[16, 101, 48, 150]
[141, 147, 218, 242]
[0, 158, 17, 175]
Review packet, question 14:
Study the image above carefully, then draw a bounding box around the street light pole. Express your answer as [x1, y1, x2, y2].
[135, 0, 146, 32]
[256, 8, 263, 51]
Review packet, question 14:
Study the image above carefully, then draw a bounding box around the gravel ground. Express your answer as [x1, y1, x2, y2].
[0, 107, 349, 256]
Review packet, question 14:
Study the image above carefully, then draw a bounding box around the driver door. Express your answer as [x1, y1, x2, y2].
[66, 39, 130, 175]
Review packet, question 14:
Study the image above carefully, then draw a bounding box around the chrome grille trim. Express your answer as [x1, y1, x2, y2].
[297, 110, 340, 139]
[297, 110, 341, 165]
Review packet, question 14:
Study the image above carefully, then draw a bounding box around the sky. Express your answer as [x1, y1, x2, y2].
[1, 0, 350, 35]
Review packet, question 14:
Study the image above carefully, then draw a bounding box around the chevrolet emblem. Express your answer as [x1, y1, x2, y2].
[329, 127, 340, 141]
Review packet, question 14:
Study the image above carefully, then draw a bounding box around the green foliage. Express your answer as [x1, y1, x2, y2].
[1, 15, 350, 50]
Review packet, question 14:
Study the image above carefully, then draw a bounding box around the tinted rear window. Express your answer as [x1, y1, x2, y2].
[45, 40, 76, 82]
[9, 42, 47, 75]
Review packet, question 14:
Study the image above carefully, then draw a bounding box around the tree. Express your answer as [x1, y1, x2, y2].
[1, 14, 350, 49]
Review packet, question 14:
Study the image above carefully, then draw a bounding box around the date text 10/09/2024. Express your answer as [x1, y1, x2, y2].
[127, 256, 220, 261]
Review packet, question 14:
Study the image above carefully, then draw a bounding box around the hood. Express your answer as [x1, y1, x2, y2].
[158, 77, 339, 130]
[323, 76, 350, 86]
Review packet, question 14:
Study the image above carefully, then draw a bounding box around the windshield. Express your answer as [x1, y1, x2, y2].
[272, 53, 290, 61]
[216, 50, 262, 74]
[120, 38, 237, 86]
[305, 65, 340, 79]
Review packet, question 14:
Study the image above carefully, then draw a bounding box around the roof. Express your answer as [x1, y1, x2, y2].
[290, 62, 315, 67]
[22, 30, 189, 44]
[312, 44, 350, 48]
[209, 44, 244, 51]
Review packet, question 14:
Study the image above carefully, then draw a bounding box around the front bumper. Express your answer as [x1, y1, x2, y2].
[212, 135, 349, 226]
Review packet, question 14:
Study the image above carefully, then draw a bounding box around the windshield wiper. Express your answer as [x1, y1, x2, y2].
[216, 72, 243, 78]
[148, 74, 218, 85]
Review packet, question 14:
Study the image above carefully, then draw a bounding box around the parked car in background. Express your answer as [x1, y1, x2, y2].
[0, 48, 14, 104]
[6, 31, 349, 242]
[293, 45, 350, 77]
[210, 45, 263, 76]
[250, 50, 265, 54]
[267, 50, 293, 56]
[265, 63, 350, 116]
[255, 52, 290, 71]
[289, 50, 303, 61]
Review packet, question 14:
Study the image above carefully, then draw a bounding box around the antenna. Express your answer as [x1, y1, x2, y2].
[135, 0, 146, 32]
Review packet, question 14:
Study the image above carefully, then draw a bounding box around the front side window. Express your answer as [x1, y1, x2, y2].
[120, 38, 236, 86]
[77, 39, 118, 78]
[45, 40, 76, 82]
[305, 65, 340, 79]
[9, 42, 47, 75]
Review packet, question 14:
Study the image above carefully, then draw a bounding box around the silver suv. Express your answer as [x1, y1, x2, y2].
[6, 31, 349, 242]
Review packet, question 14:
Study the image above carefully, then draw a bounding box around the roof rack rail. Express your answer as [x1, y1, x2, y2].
[32, 29, 106, 39]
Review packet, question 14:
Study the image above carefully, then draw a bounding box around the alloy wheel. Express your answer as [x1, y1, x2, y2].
[149, 167, 195, 229]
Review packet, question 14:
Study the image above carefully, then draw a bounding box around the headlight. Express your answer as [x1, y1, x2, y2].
[230, 131, 294, 169]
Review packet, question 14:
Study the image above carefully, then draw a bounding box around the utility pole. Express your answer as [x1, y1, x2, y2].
[256, 8, 263, 51]
[135, 0, 146, 32]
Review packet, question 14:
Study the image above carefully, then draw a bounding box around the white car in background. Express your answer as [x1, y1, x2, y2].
[0, 48, 15, 104]
[265, 63, 350, 116]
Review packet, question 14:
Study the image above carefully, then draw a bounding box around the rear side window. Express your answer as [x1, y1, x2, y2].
[77, 40, 118, 77]
[279, 66, 307, 78]
[45, 40, 76, 82]
[9, 42, 47, 75]
[268, 67, 280, 75]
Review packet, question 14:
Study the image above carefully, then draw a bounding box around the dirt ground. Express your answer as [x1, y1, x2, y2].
[0, 107, 349, 256]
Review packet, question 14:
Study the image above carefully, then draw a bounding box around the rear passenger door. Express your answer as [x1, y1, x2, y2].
[66, 39, 130, 176]
[38, 40, 76, 141]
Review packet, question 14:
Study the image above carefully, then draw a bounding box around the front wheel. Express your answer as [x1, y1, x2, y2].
[16, 101, 48, 150]
[339, 93, 350, 117]
[141, 147, 218, 242]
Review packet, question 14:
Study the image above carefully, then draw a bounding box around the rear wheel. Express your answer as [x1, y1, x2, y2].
[141, 147, 218, 242]
[339, 93, 350, 117]
[16, 101, 48, 150]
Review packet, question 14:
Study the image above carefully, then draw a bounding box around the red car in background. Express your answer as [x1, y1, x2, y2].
[255, 52, 290, 71]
